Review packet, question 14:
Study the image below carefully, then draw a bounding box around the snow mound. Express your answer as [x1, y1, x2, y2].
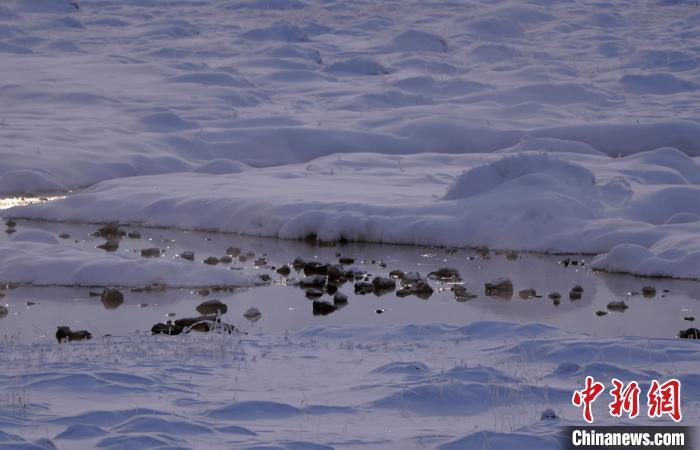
[0, 170, 67, 194]
[438, 431, 559, 450]
[242, 24, 310, 42]
[8, 149, 700, 279]
[222, 0, 309, 10]
[140, 111, 199, 133]
[591, 244, 700, 279]
[443, 153, 595, 200]
[620, 73, 697, 95]
[387, 30, 447, 52]
[13, 0, 77, 13]
[193, 159, 249, 175]
[326, 58, 389, 75]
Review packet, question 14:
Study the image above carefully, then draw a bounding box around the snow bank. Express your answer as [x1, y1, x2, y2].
[0, 230, 259, 287]
[1, 321, 697, 449]
[2, 0, 700, 193]
[8, 148, 700, 279]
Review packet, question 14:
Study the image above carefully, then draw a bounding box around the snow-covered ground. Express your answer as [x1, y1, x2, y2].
[2, 0, 700, 195]
[2, 0, 700, 278]
[2, 322, 699, 449]
[6, 148, 700, 279]
[2, 0, 700, 448]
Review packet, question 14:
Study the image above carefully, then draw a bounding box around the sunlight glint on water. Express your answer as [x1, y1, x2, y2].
[0, 195, 66, 210]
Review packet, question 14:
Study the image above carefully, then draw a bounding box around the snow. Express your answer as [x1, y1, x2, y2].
[2, 0, 700, 195]
[8, 148, 700, 279]
[0, 229, 260, 288]
[2, 1, 700, 446]
[1, 321, 697, 449]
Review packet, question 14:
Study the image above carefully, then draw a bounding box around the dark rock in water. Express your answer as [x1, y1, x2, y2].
[313, 300, 337, 316]
[326, 264, 344, 281]
[484, 278, 513, 299]
[678, 328, 700, 339]
[0, 306, 8, 319]
[292, 257, 305, 269]
[446, 247, 458, 255]
[518, 288, 537, 299]
[595, 310, 608, 317]
[552, 298, 560, 306]
[56, 326, 92, 343]
[325, 283, 338, 295]
[195, 288, 210, 297]
[684, 316, 695, 322]
[196, 299, 227, 315]
[219, 255, 233, 264]
[127, 231, 141, 239]
[141, 247, 161, 258]
[151, 315, 238, 335]
[333, 292, 348, 306]
[238, 255, 248, 262]
[375, 309, 385, 314]
[173, 315, 237, 333]
[396, 287, 412, 297]
[606, 301, 628, 312]
[276, 265, 291, 276]
[259, 273, 272, 283]
[243, 307, 262, 322]
[59, 233, 70, 239]
[505, 251, 518, 261]
[254, 257, 268, 266]
[93, 222, 124, 238]
[97, 240, 119, 252]
[569, 285, 583, 300]
[641, 286, 656, 298]
[371, 277, 396, 294]
[203, 256, 219, 265]
[338, 256, 355, 265]
[5, 220, 16, 228]
[305, 288, 324, 299]
[303, 261, 328, 276]
[300, 275, 327, 288]
[5, 228, 15, 234]
[151, 321, 183, 335]
[428, 267, 462, 282]
[100, 287, 124, 310]
[389, 270, 405, 280]
[402, 272, 422, 285]
[412, 280, 434, 299]
[548, 292, 561, 300]
[452, 285, 477, 301]
[225, 247, 242, 257]
[180, 251, 195, 261]
[354, 281, 374, 295]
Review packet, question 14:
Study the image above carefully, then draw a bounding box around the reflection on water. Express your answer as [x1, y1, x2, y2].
[0, 195, 66, 210]
[0, 219, 697, 343]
